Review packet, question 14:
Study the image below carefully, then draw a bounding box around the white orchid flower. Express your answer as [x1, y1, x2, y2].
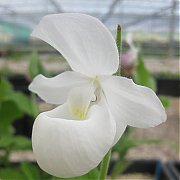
[121, 33, 138, 67]
[29, 13, 166, 178]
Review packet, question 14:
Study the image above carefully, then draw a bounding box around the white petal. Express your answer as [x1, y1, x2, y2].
[29, 71, 91, 104]
[31, 13, 119, 76]
[67, 84, 95, 120]
[111, 114, 127, 145]
[32, 103, 116, 178]
[99, 94, 127, 145]
[100, 76, 167, 128]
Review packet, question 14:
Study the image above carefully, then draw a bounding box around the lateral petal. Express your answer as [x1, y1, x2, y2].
[29, 71, 91, 104]
[99, 93, 127, 145]
[100, 75, 166, 128]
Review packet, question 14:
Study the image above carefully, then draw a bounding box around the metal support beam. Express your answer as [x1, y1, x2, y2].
[168, 0, 177, 57]
[50, 0, 63, 13]
[101, 0, 122, 23]
[124, 6, 172, 28]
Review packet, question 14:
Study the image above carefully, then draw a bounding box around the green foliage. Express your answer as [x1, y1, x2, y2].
[4, 47, 28, 61]
[0, 163, 51, 180]
[29, 51, 48, 79]
[114, 25, 122, 76]
[134, 50, 157, 91]
[116, 25, 122, 55]
[9, 92, 36, 117]
[159, 96, 170, 108]
[133, 50, 170, 108]
[0, 78, 13, 100]
[0, 76, 98, 179]
[0, 101, 23, 135]
[0, 78, 37, 135]
[0, 78, 36, 117]
[52, 168, 99, 180]
[0, 78, 37, 166]
[0, 134, 31, 166]
[0, 167, 26, 179]
[20, 162, 41, 180]
[111, 127, 161, 178]
[111, 161, 130, 179]
[0, 135, 31, 150]
[0, 163, 98, 180]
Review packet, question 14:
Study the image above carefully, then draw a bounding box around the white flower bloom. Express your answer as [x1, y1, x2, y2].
[29, 13, 166, 178]
[121, 33, 138, 67]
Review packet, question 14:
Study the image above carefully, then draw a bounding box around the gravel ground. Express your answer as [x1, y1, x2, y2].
[0, 57, 179, 75]
[144, 58, 179, 74]
[0, 57, 70, 75]
[127, 97, 179, 161]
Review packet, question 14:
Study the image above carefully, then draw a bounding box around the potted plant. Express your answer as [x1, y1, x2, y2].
[155, 72, 180, 97]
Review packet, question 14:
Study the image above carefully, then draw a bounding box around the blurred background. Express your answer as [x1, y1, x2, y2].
[0, 0, 179, 179]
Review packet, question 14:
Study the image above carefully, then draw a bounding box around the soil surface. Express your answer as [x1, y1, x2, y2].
[127, 97, 179, 161]
[0, 57, 179, 75]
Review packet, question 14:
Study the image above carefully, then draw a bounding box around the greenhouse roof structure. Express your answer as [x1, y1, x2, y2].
[0, 0, 179, 43]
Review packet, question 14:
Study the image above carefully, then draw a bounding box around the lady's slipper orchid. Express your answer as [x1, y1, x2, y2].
[121, 33, 138, 68]
[29, 13, 166, 178]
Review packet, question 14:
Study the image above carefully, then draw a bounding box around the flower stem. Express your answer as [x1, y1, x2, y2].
[31, 93, 39, 117]
[98, 149, 111, 180]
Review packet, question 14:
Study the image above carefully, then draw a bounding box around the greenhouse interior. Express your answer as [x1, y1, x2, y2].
[0, 0, 179, 179]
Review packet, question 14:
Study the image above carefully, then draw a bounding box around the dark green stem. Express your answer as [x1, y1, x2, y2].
[113, 24, 122, 76]
[98, 149, 111, 180]
[30, 93, 39, 117]
[116, 24, 122, 56]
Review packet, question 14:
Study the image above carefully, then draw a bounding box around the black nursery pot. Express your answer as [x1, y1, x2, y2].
[8, 75, 30, 95]
[156, 77, 180, 97]
[110, 159, 173, 180]
[166, 160, 180, 180]
[13, 115, 34, 138]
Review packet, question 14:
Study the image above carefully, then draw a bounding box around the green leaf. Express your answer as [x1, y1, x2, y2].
[0, 135, 31, 166]
[0, 78, 13, 101]
[7, 92, 36, 117]
[29, 51, 48, 79]
[112, 129, 161, 160]
[30, 93, 39, 117]
[0, 135, 31, 150]
[159, 95, 170, 108]
[0, 167, 26, 179]
[116, 25, 122, 55]
[114, 25, 122, 76]
[0, 78, 36, 117]
[52, 168, 99, 180]
[113, 136, 137, 160]
[111, 161, 130, 179]
[12, 136, 32, 150]
[0, 101, 23, 135]
[0, 134, 14, 148]
[134, 50, 157, 91]
[20, 162, 40, 180]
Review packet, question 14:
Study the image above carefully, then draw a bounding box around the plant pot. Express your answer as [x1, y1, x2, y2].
[156, 77, 180, 97]
[13, 115, 34, 138]
[166, 160, 180, 180]
[8, 75, 30, 95]
[110, 159, 173, 180]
